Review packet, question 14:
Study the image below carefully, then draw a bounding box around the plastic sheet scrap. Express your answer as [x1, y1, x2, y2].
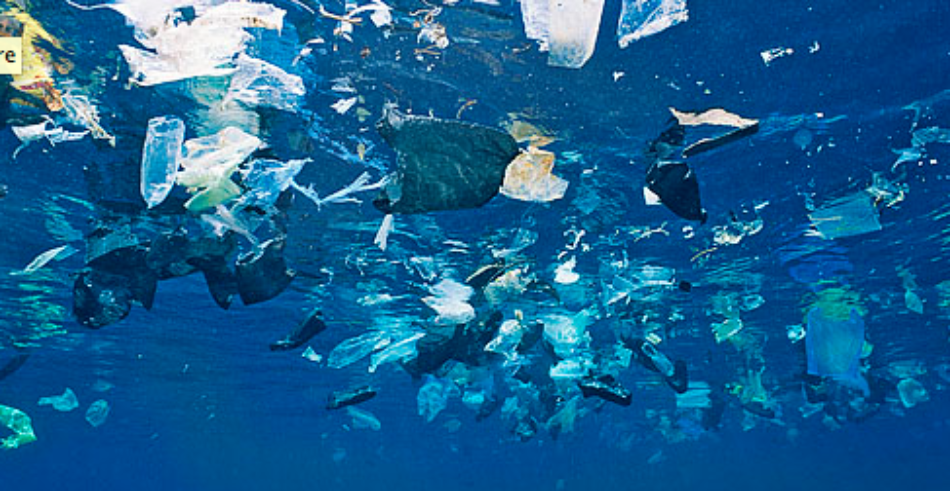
[85, 399, 110, 428]
[500, 147, 569, 203]
[225, 54, 305, 112]
[0, 404, 36, 450]
[14, 244, 78, 275]
[417, 375, 458, 423]
[805, 306, 865, 382]
[38, 387, 79, 412]
[521, 0, 605, 69]
[114, 1, 286, 86]
[808, 192, 882, 240]
[422, 279, 476, 325]
[617, 0, 689, 49]
[346, 406, 382, 431]
[11, 118, 89, 159]
[373, 106, 520, 214]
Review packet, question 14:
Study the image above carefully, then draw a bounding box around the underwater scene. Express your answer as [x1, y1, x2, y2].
[1, 0, 949, 489]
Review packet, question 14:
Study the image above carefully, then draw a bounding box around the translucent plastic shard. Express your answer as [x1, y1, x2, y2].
[808, 193, 882, 240]
[226, 54, 305, 112]
[547, 0, 605, 68]
[85, 399, 110, 428]
[422, 279, 476, 325]
[417, 375, 457, 423]
[38, 388, 79, 412]
[327, 330, 392, 369]
[805, 307, 864, 381]
[0, 404, 36, 450]
[141, 116, 185, 209]
[500, 147, 569, 202]
[617, 0, 688, 49]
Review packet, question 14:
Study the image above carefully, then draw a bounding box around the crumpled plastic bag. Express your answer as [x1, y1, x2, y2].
[225, 53, 305, 112]
[0, 404, 36, 450]
[176, 126, 263, 211]
[373, 106, 520, 214]
[500, 147, 569, 202]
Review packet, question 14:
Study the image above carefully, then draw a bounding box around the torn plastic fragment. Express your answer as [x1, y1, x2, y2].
[500, 147, 569, 202]
[141, 116, 185, 209]
[331, 97, 358, 115]
[805, 306, 865, 382]
[11, 118, 89, 158]
[368, 331, 425, 373]
[15, 244, 77, 275]
[670, 107, 760, 157]
[347, 406, 382, 431]
[85, 399, 110, 428]
[328, 330, 392, 369]
[225, 54, 305, 112]
[417, 375, 457, 423]
[808, 193, 881, 240]
[240, 158, 309, 208]
[38, 388, 79, 412]
[617, 0, 688, 49]
[0, 404, 36, 450]
[292, 172, 389, 209]
[897, 378, 929, 408]
[422, 279, 476, 325]
[554, 256, 580, 285]
[547, 0, 605, 68]
[374, 214, 395, 251]
[761, 46, 794, 66]
[373, 106, 520, 214]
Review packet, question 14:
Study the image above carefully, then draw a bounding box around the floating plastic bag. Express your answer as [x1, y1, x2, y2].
[417, 375, 457, 423]
[177, 126, 263, 211]
[85, 399, 110, 428]
[346, 406, 382, 431]
[808, 192, 882, 240]
[225, 54, 305, 112]
[542, 313, 591, 359]
[0, 404, 36, 450]
[422, 279, 476, 325]
[617, 0, 689, 49]
[328, 330, 393, 369]
[500, 147, 569, 202]
[240, 158, 310, 208]
[368, 331, 425, 373]
[141, 116, 185, 208]
[373, 106, 520, 214]
[38, 388, 79, 412]
[897, 378, 929, 408]
[805, 306, 865, 381]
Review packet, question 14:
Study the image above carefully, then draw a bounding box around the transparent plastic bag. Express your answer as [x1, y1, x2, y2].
[141, 116, 185, 208]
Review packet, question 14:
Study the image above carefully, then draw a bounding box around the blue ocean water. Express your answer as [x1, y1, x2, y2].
[1, 1, 949, 490]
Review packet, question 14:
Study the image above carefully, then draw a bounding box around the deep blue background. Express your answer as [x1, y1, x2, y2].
[2, 0, 950, 489]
